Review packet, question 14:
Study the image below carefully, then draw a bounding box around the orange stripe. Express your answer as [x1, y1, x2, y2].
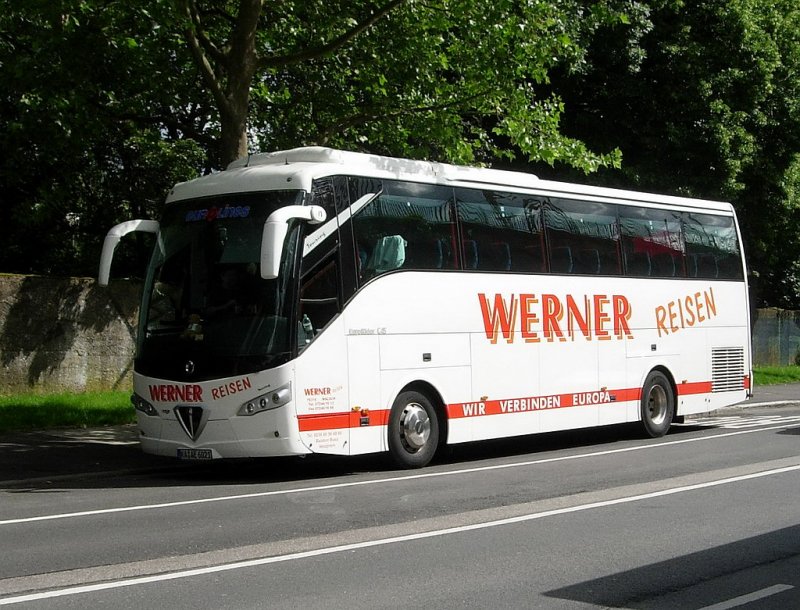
[676, 381, 713, 396]
[299, 380, 723, 431]
[447, 386, 642, 419]
[297, 410, 389, 432]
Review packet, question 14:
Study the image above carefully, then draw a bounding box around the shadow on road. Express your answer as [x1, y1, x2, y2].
[544, 525, 800, 608]
[0, 420, 716, 493]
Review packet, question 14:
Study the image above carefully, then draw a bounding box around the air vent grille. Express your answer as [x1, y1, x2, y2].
[711, 347, 745, 392]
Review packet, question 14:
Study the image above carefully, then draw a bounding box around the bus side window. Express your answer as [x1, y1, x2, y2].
[683, 213, 742, 280]
[309, 178, 339, 220]
[298, 254, 340, 348]
[455, 188, 545, 273]
[619, 206, 684, 278]
[545, 199, 620, 275]
[550, 246, 573, 273]
[352, 180, 455, 284]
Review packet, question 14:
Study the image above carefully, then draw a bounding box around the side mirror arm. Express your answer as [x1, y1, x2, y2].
[260, 205, 326, 280]
[98, 219, 159, 286]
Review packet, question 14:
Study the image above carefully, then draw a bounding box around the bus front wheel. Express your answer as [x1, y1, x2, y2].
[640, 371, 675, 438]
[387, 390, 440, 469]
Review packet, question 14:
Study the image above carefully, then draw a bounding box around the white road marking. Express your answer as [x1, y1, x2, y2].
[2, 421, 799, 526]
[699, 584, 794, 609]
[1, 464, 799, 606]
[687, 414, 800, 428]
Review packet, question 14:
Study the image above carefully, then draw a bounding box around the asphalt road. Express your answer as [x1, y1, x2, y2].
[0, 387, 799, 608]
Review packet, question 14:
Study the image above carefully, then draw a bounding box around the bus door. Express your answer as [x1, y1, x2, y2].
[295, 178, 353, 455]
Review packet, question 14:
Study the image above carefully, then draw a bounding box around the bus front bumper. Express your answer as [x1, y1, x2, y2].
[136, 412, 310, 459]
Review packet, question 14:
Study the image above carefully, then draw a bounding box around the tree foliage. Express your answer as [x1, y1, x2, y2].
[551, 0, 800, 305]
[178, 0, 625, 169]
[1, 0, 799, 307]
[0, 0, 205, 276]
[0, 0, 624, 277]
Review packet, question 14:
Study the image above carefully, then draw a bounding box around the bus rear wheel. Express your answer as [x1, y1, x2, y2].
[640, 371, 675, 438]
[387, 390, 440, 469]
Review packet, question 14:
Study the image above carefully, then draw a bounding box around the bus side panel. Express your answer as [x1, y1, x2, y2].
[598, 338, 629, 426]
[626, 324, 684, 420]
[467, 332, 541, 442]
[538, 336, 600, 434]
[379, 332, 472, 446]
[679, 325, 750, 416]
[346, 334, 384, 455]
[379, 333, 470, 370]
[379, 365, 472, 445]
[295, 316, 351, 455]
[626, 281, 750, 418]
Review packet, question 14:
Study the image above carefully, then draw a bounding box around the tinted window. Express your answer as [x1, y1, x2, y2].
[137, 191, 303, 380]
[456, 188, 545, 272]
[619, 206, 685, 277]
[309, 178, 338, 219]
[298, 253, 340, 350]
[352, 181, 456, 283]
[683, 213, 743, 279]
[544, 199, 620, 275]
[345, 175, 744, 283]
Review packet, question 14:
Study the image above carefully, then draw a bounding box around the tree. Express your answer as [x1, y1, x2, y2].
[177, 0, 625, 169]
[550, 0, 800, 306]
[7, 0, 799, 309]
[0, 1, 205, 276]
[0, 0, 629, 276]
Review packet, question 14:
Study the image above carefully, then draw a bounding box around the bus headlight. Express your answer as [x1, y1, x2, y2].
[237, 383, 292, 416]
[131, 393, 158, 416]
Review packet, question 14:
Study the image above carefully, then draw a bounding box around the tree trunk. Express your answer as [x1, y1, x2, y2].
[180, 0, 262, 168]
[219, 107, 249, 168]
[218, 0, 262, 167]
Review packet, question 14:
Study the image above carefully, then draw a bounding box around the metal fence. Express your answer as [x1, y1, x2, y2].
[752, 308, 800, 367]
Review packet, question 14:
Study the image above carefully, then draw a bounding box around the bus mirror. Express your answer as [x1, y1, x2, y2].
[261, 205, 327, 280]
[98, 219, 160, 286]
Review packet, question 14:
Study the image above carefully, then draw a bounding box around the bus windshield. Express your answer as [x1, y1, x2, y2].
[136, 190, 304, 381]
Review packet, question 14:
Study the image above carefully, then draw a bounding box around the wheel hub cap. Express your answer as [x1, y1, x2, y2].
[647, 385, 668, 426]
[400, 403, 430, 450]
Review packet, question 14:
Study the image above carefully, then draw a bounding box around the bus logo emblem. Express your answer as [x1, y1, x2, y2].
[185, 360, 195, 375]
[175, 406, 205, 441]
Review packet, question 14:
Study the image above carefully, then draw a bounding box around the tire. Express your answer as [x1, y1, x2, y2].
[387, 390, 440, 468]
[640, 370, 675, 438]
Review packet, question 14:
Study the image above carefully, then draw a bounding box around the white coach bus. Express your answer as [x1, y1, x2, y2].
[99, 147, 752, 468]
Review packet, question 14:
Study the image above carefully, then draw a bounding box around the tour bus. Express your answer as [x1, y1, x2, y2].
[99, 147, 752, 468]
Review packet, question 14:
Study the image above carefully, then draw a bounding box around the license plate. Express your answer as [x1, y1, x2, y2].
[177, 448, 213, 460]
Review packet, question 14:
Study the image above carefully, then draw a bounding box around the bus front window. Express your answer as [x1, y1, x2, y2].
[136, 191, 304, 381]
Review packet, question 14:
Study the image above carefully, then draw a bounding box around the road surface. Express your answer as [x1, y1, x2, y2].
[1, 400, 799, 608]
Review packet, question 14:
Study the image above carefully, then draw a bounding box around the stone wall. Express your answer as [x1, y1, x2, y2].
[0, 275, 141, 395]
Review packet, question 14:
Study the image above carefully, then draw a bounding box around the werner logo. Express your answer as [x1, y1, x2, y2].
[148, 384, 203, 403]
[478, 292, 633, 344]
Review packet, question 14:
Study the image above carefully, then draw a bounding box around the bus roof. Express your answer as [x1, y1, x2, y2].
[168, 146, 733, 213]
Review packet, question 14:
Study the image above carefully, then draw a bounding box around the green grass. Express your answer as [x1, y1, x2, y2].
[753, 365, 800, 386]
[0, 391, 134, 434]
